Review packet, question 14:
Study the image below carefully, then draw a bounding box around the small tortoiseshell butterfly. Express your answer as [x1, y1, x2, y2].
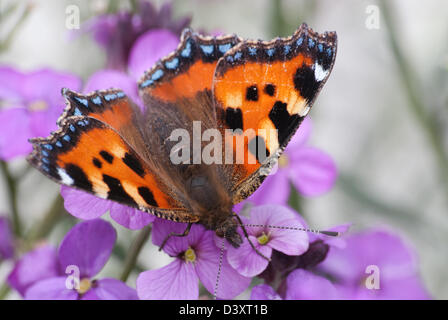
[28, 23, 337, 250]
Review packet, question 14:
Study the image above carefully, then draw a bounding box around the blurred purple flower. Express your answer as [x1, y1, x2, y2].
[284, 269, 339, 299]
[82, 1, 190, 70]
[226, 205, 309, 278]
[251, 269, 339, 300]
[128, 29, 179, 81]
[319, 229, 430, 300]
[235, 117, 337, 208]
[7, 245, 59, 296]
[250, 284, 281, 300]
[137, 219, 251, 300]
[0, 67, 81, 160]
[16, 219, 137, 300]
[60, 186, 154, 230]
[0, 216, 14, 261]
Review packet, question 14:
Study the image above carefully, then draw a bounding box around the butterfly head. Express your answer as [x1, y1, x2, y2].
[215, 216, 242, 248]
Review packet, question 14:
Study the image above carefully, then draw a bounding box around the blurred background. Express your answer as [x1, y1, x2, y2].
[0, 0, 447, 299]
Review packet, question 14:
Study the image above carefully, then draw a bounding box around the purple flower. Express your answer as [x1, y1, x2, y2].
[250, 284, 282, 300]
[251, 269, 339, 300]
[284, 269, 339, 299]
[137, 219, 251, 300]
[0, 216, 14, 260]
[7, 245, 59, 296]
[16, 219, 137, 300]
[226, 205, 309, 278]
[60, 186, 154, 230]
[128, 29, 179, 81]
[235, 117, 337, 208]
[0, 67, 81, 160]
[319, 229, 429, 299]
[82, 1, 190, 70]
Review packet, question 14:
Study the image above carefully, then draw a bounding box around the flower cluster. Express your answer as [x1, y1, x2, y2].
[7, 219, 137, 300]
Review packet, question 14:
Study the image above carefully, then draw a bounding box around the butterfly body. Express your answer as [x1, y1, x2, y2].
[28, 24, 337, 247]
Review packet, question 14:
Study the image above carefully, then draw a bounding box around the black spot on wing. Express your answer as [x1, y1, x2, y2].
[293, 66, 319, 103]
[122, 152, 145, 178]
[264, 84, 276, 97]
[269, 101, 301, 146]
[225, 107, 243, 131]
[248, 136, 269, 163]
[65, 164, 93, 192]
[92, 158, 102, 169]
[245, 85, 259, 101]
[138, 187, 158, 207]
[100, 150, 114, 164]
[103, 174, 137, 206]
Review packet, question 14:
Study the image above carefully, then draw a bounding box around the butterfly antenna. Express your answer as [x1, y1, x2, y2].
[242, 223, 341, 237]
[213, 237, 225, 300]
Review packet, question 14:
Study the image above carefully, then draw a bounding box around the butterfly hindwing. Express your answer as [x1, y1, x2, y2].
[212, 23, 337, 203]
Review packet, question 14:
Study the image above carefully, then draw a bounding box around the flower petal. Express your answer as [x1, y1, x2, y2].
[247, 205, 309, 256]
[319, 229, 424, 291]
[60, 186, 111, 220]
[83, 69, 141, 108]
[128, 29, 179, 81]
[109, 203, 154, 230]
[22, 69, 81, 105]
[251, 284, 282, 300]
[91, 278, 138, 300]
[195, 232, 251, 299]
[7, 245, 59, 296]
[58, 219, 116, 278]
[227, 234, 272, 278]
[24, 277, 79, 300]
[284, 116, 312, 150]
[0, 216, 14, 260]
[0, 107, 32, 160]
[137, 259, 198, 300]
[151, 218, 204, 257]
[235, 169, 290, 208]
[288, 146, 337, 197]
[285, 269, 339, 300]
[0, 66, 26, 101]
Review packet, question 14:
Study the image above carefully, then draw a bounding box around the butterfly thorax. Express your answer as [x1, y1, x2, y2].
[186, 169, 242, 248]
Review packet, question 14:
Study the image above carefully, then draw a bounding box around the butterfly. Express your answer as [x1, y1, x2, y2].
[28, 23, 337, 253]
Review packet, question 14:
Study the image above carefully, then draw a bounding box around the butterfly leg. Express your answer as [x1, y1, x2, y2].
[233, 213, 271, 262]
[159, 223, 193, 252]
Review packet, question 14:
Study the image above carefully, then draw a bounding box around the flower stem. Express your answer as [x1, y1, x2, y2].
[0, 161, 21, 236]
[25, 195, 65, 244]
[120, 225, 151, 282]
[0, 2, 33, 52]
[0, 283, 10, 300]
[379, 0, 448, 192]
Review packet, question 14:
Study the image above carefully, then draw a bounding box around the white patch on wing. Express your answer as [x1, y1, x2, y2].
[314, 63, 329, 82]
[57, 168, 74, 186]
[299, 105, 310, 117]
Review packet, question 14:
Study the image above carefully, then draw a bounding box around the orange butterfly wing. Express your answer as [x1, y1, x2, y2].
[212, 24, 337, 202]
[138, 29, 241, 105]
[28, 90, 198, 223]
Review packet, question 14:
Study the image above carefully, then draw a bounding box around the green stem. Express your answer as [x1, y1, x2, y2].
[0, 161, 21, 236]
[0, 283, 10, 300]
[270, 0, 289, 37]
[379, 0, 448, 191]
[0, 3, 33, 52]
[26, 195, 65, 244]
[120, 226, 151, 282]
